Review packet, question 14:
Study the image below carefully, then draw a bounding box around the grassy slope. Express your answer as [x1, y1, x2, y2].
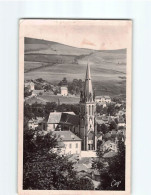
[24, 37, 126, 97]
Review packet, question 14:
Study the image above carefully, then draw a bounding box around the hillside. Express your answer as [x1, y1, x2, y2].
[24, 37, 126, 97]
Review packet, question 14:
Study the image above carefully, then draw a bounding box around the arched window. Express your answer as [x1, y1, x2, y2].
[89, 105, 91, 115]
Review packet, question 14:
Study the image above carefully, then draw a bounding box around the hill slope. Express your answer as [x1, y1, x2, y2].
[24, 37, 126, 97]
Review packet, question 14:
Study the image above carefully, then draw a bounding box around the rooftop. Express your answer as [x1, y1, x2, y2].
[28, 117, 44, 124]
[103, 151, 117, 158]
[52, 131, 81, 141]
[96, 95, 111, 99]
[47, 112, 79, 125]
[61, 86, 68, 90]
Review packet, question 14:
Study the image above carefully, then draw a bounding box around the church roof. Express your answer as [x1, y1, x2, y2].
[47, 112, 62, 123]
[47, 112, 78, 125]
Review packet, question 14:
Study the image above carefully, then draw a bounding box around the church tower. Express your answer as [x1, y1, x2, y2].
[79, 64, 97, 151]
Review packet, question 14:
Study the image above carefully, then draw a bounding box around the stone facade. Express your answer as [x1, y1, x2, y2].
[79, 64, 97, 151]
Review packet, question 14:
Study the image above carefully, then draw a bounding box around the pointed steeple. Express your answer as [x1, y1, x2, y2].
[85, 63, 91, 80]
[84, 63, 93, 102]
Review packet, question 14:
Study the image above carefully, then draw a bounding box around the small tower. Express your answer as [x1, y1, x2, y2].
[79, 64, 97, 151]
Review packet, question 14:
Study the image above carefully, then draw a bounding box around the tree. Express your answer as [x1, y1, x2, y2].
[45, 102, 57, 116]
[97, 123, 108, 134]
[73, 177, 94, 190]
[96, 105, 103, 114]
[36, 78, 44, 83]
[23, 130, 94, 190]
[101, 123, 108, 134]
[35, 83, 43, 90]
[68, 79, 84, 95]
[107, 141, 125, 190]
[62, 77, 68, 85]
[92, 150, 111, 190]
[93, 140, 125, 190]
[24, 103, 34, 119]
[109, 121, 117, 131]
[24, 87, 32, 97]
[107, 104, 115, 115]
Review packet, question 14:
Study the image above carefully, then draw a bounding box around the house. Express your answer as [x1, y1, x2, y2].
[45, 111, 79, 133]
[95, 96, 111, 104]
[102, 140, 118, 153]
[32, 89, 44, 97]
[104, 96, 112, 103]
[52, 131, 82, 156]
[95, 116, 106, 125]
[118, 116, 126, 127]
[97, 132, 103, 141]
[96, 114, 112, 125]
[61, 86, 68, 96]
[28, 117, 44, 130]
[25, 81, 35, 91]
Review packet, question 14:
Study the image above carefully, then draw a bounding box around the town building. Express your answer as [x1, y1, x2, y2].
[102, 140, 118, 153]
[95, 95, 111, 104]
[25, 81, 35, 91]
[61, 86, 68, 96]
[51, 131, 82, 156]
[44, 64, 97, 152]
[28, 117, 44, 130]
[118, 115, 126, 127]
[44, 111, 79, 133]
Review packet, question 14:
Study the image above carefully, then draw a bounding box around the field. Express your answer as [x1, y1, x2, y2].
[25, 93, 80, 105]
[24, 38, 126, 97]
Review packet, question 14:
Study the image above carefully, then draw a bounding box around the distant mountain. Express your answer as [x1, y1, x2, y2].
[24, 37, 126, 97]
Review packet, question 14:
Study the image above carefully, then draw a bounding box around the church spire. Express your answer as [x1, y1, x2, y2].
[84, 63, 93, 102]
[85, 63, 91, 80]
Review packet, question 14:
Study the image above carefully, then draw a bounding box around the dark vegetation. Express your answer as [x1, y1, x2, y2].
[92, 140, 125, 190]
[23, 130, 94, 190]
[58, 77, 84, 95]
[24, 87, 32, 98]
[24, 102, 80, 130]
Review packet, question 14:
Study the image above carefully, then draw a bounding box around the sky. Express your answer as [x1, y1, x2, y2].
[20, 19, 132, 50]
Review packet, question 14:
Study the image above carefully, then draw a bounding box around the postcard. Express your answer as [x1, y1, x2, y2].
[18, 19, 132, 195]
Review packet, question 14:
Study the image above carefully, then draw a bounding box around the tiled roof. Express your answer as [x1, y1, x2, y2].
[95, 96, 104, 99]
[95, 96, 111, 99]
[103, 151, 117, 158]
[61, 86, 67, 90]
[60, 113, 79, 126]
[52, 131, 81, 141]
[104, 96, 111, 99]
[115, 103, 122, 107]
[47, 112, 62, 123]
[47, 112, 79, 125]
[28, 117, 44, 124]
[103, 132, 111, 139]
[95, 117, 105, 125]
[97, 133, 103, 138]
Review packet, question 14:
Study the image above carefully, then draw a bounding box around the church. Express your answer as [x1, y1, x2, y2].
[44, 64, 97, 151]
[79, 64, 97, 151]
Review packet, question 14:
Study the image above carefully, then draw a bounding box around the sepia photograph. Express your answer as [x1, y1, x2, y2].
[18, 19, 132, 195]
